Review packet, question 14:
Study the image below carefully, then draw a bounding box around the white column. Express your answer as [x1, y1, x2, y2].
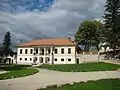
[44, 47, 46, 55]
[38, 47, 40, 55]
[49, 57, 52, 65]
[51, 47, 54, 65]
[39, 47, 42, 55]
[44, 47, 46, 64]
[43, 56, 46, 63]
[46, 47, 48, 55]
[51, 47, 53, 55]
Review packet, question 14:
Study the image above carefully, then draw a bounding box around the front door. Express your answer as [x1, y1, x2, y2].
[39, 57, 43, 63]
[45, 57, 50, 64]
[33, 57, 37, 64]
[77, 58, 79, 64]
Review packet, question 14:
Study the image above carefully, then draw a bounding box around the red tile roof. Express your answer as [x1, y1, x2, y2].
[17, 38, 75, 47]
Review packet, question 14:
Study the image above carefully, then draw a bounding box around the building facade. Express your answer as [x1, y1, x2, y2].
[16, 38, 77, 65]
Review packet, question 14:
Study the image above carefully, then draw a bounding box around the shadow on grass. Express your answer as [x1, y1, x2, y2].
[0, 64, 32, 71]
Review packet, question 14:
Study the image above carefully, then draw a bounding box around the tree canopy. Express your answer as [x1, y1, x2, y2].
[104, 0, 120, 49]
[75, 20, 103, 51]
[0, 31, 16, 64]
[3, 31, 11, 57]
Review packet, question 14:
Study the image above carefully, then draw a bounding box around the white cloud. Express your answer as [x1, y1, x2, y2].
[0, 0, 105, 44]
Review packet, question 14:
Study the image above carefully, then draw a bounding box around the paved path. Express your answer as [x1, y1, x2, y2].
[0, 71, 7, 74]
[102, 60, 120, 65]
[0, 69, 120, 90]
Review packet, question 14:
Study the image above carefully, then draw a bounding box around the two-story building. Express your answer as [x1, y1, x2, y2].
[16, 38, 78, 65]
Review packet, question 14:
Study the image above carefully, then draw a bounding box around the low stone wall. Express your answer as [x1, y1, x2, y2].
[77, 54, 100, 63]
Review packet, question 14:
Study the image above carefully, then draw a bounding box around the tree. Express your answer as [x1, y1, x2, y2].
[116, 15, 120, 47]
[104, 0, 120, 50]
[0, 45, 4, 63]
[2, 31, 11, 63]
[75, 20, 103, 51]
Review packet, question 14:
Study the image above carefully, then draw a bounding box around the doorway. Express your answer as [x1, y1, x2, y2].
[33, 57, 37, 64]
[39, 57, 43, 63]
[77, 58, 79, 64]
[45, 57, 50, 64]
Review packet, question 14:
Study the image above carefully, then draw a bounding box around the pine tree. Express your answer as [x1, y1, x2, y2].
[104, 0, 120, 49]
[3, 31, 11, 59]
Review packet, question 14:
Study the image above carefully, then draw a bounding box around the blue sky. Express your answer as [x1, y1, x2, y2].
[0, 0, 106, 44]
[0, 0, 54, 12]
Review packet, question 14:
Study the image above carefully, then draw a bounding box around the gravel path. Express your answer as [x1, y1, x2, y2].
[0, 69, 120, 90]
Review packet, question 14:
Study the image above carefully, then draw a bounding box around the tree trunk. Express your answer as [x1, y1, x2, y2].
[96, 46, 100, 61]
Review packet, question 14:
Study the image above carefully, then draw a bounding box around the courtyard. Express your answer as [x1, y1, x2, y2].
[0, 62, 120, 90]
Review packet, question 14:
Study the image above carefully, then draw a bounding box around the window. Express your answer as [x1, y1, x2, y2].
[25, 49, 28, 54]
[20, 58, 22, 61]
[68, 59, 71, 61]
[54, 58, 57, 61]
[36, 48, 38, 54]
[25, 58, 27, 61]
[68, 48, 71, 54]
[30, 49, 33, 54]
[48, 58, 50, 61]
[55, 49, 57, 54]
[42, 48, 44, 55]
[20, 49, 22, 54]
[61, 48, 64, 54]
[30, 58, 32, 61]
[61, 59, 64, 61]
[40, 58, 43, 63]
[48, 48, 51, 54]
[35, 57, 37, 61]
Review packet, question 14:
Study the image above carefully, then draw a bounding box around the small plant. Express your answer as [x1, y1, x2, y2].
[46, 84, 57, 88]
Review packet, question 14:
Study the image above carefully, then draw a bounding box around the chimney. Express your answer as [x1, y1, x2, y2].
[68, 32, 75, 43]
[68, 36, 71, 40]
[68, 36, 75, 43]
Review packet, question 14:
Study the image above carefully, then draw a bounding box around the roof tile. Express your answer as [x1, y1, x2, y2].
[17, 38, 75, 47]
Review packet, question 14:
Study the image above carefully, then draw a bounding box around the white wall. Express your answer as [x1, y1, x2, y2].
[53, 46, 76, 64]
[17, 56, 33, 64]
[54, 55, 76, 64]
[17, 47, 34, 64]
[17, 45, 76, 65]
[54, 46, 75, 55]
[77, 54, 99, 63]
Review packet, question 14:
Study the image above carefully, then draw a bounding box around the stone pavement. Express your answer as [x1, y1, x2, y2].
[102, 60, 120, 65]
[0, 69, 120, 90]
[0, 71, 7, 74]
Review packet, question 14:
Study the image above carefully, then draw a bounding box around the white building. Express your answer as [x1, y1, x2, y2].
[16, 38, 79, 65]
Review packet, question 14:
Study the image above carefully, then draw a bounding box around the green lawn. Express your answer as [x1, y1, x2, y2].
[38, 62, 120, 72]
[37, 79, 120, 90]
[0, 64, 32, 71]
[0, 64, 39, 80]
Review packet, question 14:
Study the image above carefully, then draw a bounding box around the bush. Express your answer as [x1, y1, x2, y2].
[46, 85, 57, 88]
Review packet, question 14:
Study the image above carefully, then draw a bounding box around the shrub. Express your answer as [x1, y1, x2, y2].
[46, 84, 57, 88]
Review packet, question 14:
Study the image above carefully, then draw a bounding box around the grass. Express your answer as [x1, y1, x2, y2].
[0, 64, 32, 71]
[37, 79, 120, 90]
[38, 62, 120, 72]
[0, 64, 39, 80]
